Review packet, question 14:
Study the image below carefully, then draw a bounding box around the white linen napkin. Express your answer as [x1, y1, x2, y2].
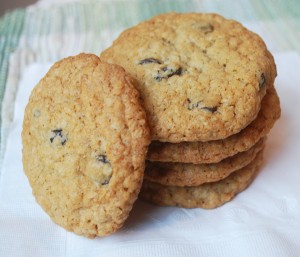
[1, 52, 300, 257]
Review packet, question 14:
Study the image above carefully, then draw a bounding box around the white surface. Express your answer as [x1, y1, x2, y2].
[1, 53, 300, 256]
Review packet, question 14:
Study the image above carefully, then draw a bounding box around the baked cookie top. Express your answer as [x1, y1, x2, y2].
[101, 12, 276, 142]
[147, 86, 280, 163]
[22, 54, 150, 238]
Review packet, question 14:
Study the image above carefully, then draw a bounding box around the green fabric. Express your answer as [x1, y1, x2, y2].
[0, 9, 25, 143]
[18, 0, 300, 34]
[18, 0, 300, 57]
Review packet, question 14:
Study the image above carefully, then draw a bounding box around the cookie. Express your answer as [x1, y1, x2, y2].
[144, 137, 265, 187]
[140, 149, 263, 208]
[22, 54, 150, 238]
[147, 86, 280, 163]
[101, 12, 276, 142]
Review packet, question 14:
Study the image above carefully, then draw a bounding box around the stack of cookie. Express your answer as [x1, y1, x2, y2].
[142, 85, 280, 208]
[100, 12, 280, 208]
[22, 12, 280, 238]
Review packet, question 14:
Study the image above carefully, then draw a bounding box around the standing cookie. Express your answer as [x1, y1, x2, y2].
[22, 54, 150, 238]
[101, 12, 276, 142]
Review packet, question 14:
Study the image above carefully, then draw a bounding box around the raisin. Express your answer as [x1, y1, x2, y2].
[200, 23, 214, 34]
[186, 99, 218, 113]
[101, 179, 110, 185]
[139, 58, 162, 65]
[259, 73, 266, 89]
[50, 129, 67, 145]
[94, 154, 112, 186]
[154, 66, 182, 81]
[96, 154, 110, 164]
[187, 99, 201, 110]
[162, 37, 171, 44]
[201, 106, 218, 113]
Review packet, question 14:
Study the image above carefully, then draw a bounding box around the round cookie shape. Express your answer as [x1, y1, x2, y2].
[101, 12, 277, 142]
[147, 86, 280, 163]
[140, 150, 264, 209]
[144, 137, 265, 187]
[22, 54, 150, 238]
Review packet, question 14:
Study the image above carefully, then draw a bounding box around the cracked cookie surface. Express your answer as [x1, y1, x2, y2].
[147, 86, 280, 163]
[22, 54, 150, 238]
[140, 149, 264, 209]
[101, 12, 277, 142]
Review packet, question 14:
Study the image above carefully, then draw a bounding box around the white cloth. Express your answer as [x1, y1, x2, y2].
[1, 52, 300, 257]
